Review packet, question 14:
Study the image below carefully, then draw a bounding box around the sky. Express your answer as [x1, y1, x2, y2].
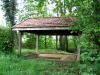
[0, 0, 55, 26]
[0, 0, 66, 26]
[0, 0, 24, 26]
[0, 0, 6, 26]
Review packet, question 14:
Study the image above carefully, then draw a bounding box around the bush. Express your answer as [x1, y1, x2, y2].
[22, 34, 56, 49]
[0, 26, 13, 53]
[22, 33, 36, 49]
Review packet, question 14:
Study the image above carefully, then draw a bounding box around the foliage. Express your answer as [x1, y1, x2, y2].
[0, 0, 100, 74]
[1, 0, 17, 26]
[22, 34, 76, 50]
[22, 33, 36, 49]
[22, 34, 56, 49]
[1, 0, 17, 54]
[39, 36, 56, 49]
[80, 64, 96, 75]
[0, 26, 13, 53]
[74, 0, 100, 62]
[0, 55, 79, 75]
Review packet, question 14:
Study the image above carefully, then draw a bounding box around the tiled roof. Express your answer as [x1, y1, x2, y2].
[13, 17, 76, 28]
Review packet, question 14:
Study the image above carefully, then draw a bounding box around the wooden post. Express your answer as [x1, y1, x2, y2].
[18, 31, 22, 56]
[76, 36, 80, 61]
[36, 34, 39, 52]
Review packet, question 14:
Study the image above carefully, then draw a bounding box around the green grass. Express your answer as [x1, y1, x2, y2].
[15, 48, 71, 56]
[0, 54, 79, 75]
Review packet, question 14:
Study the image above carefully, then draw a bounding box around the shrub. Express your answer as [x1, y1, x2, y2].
[22, 34, 56, 49]
[0, 26, 13, 53]
[22, 33, 36, 49]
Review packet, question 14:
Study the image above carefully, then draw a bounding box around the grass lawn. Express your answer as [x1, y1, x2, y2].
[15, 48, 59, 54]
[15, 48, 75, 56]
[0, 54, 79, 75]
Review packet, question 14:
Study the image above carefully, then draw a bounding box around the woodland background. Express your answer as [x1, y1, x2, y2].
[0, 0, 100, 75]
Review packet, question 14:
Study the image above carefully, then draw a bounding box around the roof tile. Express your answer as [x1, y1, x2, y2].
[13, 17, 76, 28]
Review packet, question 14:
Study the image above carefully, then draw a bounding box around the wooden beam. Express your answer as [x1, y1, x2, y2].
[13, 27, 69, 31]
[36, 34, 39, 52]
[76, 36, 80, 61]
[14, 30, 80, 36]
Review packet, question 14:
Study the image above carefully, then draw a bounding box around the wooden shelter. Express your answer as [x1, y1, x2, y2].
[12, 17, 80, 61]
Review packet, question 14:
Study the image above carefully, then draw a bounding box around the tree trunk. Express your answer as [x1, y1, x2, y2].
[65, 36, 68, 52]
[59, 35, 68, 51]
[45, 36, 47, 48]
[56, 35, 58, 50]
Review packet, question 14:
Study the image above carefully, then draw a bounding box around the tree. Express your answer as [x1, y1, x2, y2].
[1, 0, 17, 53]
[92, 0, 100, 47]
[1, 0, 17, 26]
